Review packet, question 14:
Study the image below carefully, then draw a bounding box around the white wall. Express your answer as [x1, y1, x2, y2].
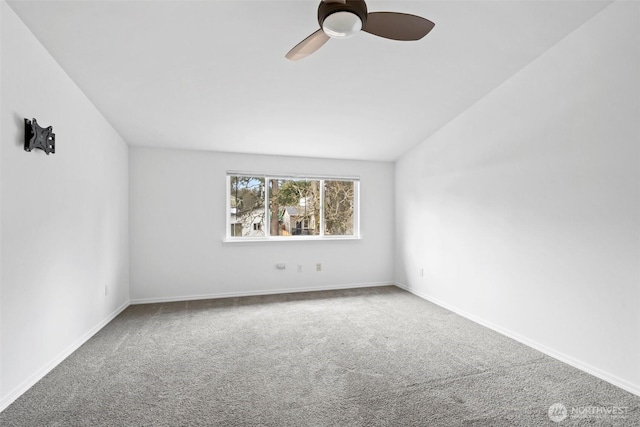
[0, 0, 4, 402]
[130, 147, 394, 302]
[395, 0, 639, 394]
[0, 2, 129, 410]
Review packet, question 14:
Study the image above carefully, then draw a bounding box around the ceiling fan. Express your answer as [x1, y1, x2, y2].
[285, 0, 435, 61]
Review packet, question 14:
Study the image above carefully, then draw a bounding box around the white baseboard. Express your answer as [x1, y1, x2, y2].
[0, 301, 130, 413]
[393, 282, 640, 398]
[130, 282, 393, 305]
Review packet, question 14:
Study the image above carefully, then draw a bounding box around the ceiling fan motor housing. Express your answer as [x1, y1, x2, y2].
[318, 0, 368, 31]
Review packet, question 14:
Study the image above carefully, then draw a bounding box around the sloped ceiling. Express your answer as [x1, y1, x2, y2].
[8, 0, 611, 161]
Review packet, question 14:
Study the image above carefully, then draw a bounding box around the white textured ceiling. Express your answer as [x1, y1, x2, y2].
[8, 0, 610, 161]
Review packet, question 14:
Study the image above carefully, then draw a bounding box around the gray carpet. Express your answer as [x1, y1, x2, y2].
[1, 286, 638, 426]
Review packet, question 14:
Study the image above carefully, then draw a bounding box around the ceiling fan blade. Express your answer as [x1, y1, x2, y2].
[363, 12, 435, 41]
[285, 29, 330, 61]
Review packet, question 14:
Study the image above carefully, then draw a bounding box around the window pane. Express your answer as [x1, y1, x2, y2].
[269, 179, 320, 237]
[229, 176, 265, 237]
[324, 180, 355, 236]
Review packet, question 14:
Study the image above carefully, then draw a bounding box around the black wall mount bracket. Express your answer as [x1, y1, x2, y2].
[24, 118, 55, 155]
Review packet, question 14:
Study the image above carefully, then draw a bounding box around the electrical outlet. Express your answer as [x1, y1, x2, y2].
[316, 263, 322, 272]
[297, 265, 303, 273]
[420, 268, 424, 277]
[104, 285, 108, 296]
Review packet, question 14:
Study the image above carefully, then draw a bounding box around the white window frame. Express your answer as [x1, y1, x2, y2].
[225, 172, 360, 242]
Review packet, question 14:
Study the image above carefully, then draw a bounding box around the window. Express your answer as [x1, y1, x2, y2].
[227, 173, 359, 240]
[229, 176, 266, 238]
[324, 180, 355, 236]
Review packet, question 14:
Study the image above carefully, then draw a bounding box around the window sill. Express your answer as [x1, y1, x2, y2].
[222, 236, 362, 244]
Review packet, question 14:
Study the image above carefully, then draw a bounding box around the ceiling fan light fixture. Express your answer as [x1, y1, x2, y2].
[322, 11, 362, 38]
[286, 0, 434, 61]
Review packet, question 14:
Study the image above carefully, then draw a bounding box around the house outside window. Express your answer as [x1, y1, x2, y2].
[227, 173, 359, 240]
